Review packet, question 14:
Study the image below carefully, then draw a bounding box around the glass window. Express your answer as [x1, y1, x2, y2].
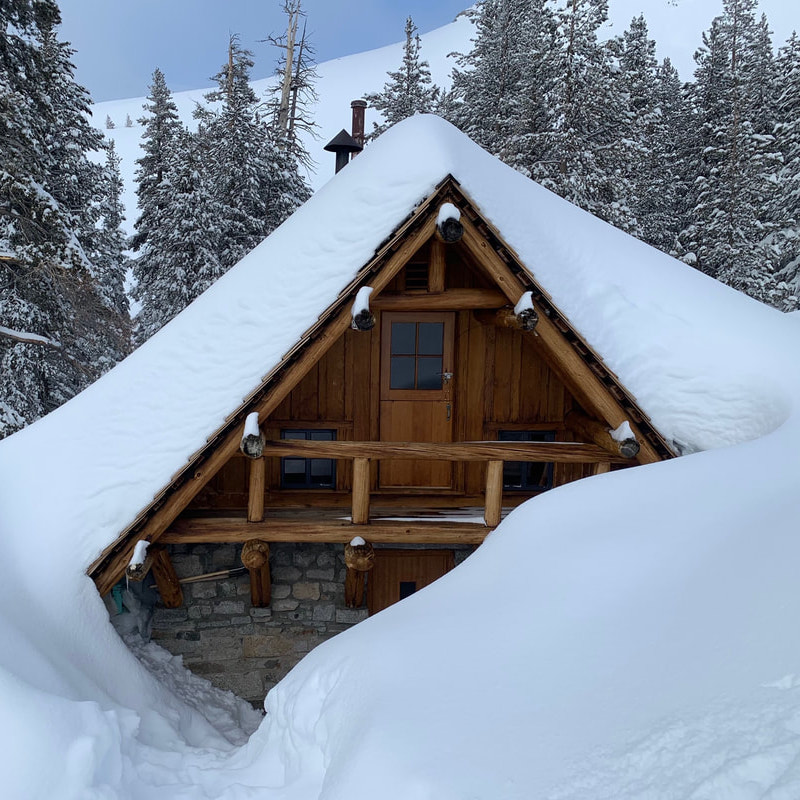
[499, 430, 555, 492]
[280, 430, 336, 489]
[389, 321, 445, 390]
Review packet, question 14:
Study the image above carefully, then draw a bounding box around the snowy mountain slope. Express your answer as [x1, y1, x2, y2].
[0, 115, 798, 798]
[95, 14, 473, 233]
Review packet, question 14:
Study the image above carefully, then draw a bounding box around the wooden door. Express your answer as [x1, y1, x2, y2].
[379, 312, 455, 489]
[367, 549, 455, 614]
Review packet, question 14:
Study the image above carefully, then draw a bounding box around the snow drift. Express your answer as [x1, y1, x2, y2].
[0, 115, 798, 798]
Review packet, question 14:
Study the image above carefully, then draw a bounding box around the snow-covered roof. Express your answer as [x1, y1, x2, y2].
[0, 114, 791, 576]
[1, 114, 800, 799]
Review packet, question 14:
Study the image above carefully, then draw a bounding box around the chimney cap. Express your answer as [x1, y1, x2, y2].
[350, 99, 367, 108]
[324, 129, 363, 154]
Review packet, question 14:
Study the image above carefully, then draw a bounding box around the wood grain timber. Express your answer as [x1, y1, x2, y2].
[429, 238, 446, 292]
[247, 457, 266, 522]
[484, 460, 504, 527]
[261, 439, 627, 463]
[162, 517, 491, 545]
[371, 288, 505, 311]
[89, 177, 673, 595]
[149, 546, 183, 608]
[241, 539, 271, 607]
[351, 457, 371, 524]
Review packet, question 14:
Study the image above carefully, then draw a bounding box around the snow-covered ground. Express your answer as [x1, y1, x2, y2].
[1, 111, 799, 798]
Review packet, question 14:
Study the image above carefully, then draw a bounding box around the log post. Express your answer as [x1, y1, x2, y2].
[565, 409, 640, 459]
[241, 539, 271, 608]
[484, 460, 504, 527]
[429, 238, 446, 293]
[352, 457, 370, 525]
[150, 545, 183, 608]
[248, 457, 266, 522]
[344, 539, 375, 608]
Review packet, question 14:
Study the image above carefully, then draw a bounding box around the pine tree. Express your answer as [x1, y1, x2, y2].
[449, 1, 549, 163]
[197, 37, 309, 270]
[677, 0, 783, 304]
[132, 129, 223, 341]
[1, 1, 130, 436]
[131, 68, 182, 253]
[642, 58, 695, 254]
[130, 68, 183, 343]
[543, 0, 638, 233]
[366, 17, 439, 139]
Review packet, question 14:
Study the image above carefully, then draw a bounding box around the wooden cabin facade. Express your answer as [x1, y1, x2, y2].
[93, 177, 673, 703]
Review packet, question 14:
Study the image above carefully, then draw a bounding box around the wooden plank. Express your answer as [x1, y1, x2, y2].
[593, 462, 612, 475]
[90, 213, 440, 596]
[429, 238, 446, 293]
[163, 517, 492, 545]
[247, 457, 266, 522]
[484, 460, 503, 527]
[352, 457, 371, 524]
[261, 439, 627, 463]
[371, 288, 505, 311]
[459, 214, 661, 465]
[150, 546, 183, 608]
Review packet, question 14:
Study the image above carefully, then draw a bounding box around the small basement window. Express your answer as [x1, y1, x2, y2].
[498, 430, 555, 492]
[281, 429, 336, 489]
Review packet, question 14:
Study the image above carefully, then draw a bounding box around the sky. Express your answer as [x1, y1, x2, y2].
[57, 0, 799, 103]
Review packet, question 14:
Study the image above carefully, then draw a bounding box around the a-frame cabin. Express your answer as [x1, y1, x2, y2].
[90, 117, 675, 702]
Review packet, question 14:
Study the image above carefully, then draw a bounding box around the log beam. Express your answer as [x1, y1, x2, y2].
[565, 409, 640, 460]
[474, 308, 538, 330]
[484, 460, 504, 527]
[241, 539, 271, 607]
[262, 439, 627, 464]
[371, 288, 505, 311]
[150, 545, 183, 608]
[351, 457, 371, 524]
[163, 517, 492, 545]
[248, 457, 266, 522]
[458, 214, 661, 464]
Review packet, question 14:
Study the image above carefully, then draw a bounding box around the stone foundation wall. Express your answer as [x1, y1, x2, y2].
[151, 542, 368, 706]
[151, 542, 473, 708]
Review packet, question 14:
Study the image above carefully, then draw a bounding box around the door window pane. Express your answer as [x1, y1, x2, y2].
[416, 357, 443, 389]
[390, 356, 415, 389]
[391, 322, 416, 355]
[418, 322, 444, 355]
[388, 319, 448, 390]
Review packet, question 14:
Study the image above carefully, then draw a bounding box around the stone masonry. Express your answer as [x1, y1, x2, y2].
[150, 541, 474, 708]
[150, 542, 368, 707]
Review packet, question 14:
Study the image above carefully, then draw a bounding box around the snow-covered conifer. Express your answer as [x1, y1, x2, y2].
[366, 17, 439, 139]
[677, 0, 783, 304]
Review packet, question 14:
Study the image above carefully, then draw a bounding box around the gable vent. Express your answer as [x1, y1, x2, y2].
[404, 262, 429, 291]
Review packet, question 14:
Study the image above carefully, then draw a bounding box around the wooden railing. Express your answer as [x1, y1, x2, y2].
[258, 439, 624, 528]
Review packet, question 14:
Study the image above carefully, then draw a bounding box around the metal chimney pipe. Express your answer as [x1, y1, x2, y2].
[351, 99, 367, 155]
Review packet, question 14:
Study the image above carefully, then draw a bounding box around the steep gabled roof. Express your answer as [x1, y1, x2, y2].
[0, 115, 785, 597]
